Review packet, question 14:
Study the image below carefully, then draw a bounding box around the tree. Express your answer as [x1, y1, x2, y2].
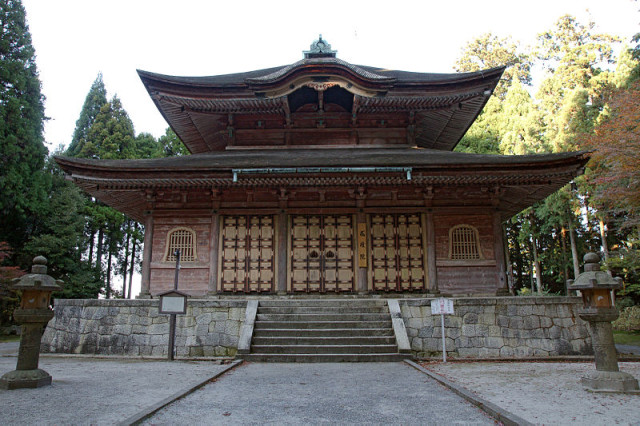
[0, 0, 47, 252]
[455, 33, 532, 99]
[22, 155, 102, 298]
[79, 95, 136, 159]
[158, 128, 189, 156]
[66, 74, 107, 157]
[585, 80, 640, 229]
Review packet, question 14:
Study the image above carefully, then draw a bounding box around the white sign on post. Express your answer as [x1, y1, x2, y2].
[430, 298, 454, 363]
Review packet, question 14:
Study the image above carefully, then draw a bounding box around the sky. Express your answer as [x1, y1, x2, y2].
[19, 0, 639, 297]
[23, 0, 639, 150]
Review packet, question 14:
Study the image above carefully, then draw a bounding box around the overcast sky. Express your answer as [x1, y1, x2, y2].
[22, 0, 639, 151]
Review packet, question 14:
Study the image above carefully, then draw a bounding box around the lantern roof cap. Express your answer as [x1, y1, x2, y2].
[568, 253, 622, 290]
[11, 256, 64, 292]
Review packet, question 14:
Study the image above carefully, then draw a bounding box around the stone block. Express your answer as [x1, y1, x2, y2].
[195, 313, 211, 325]
[148, 323, 168, 335]
[113, 324, 132, 335]
[407, 318, 423, 330]
[497, 315, 510, 328]
[214, 321, 226, 333]
[457, 348, 479, 357]
[488, 326, 501, 337]
[446, 327, 461, 339]
[509, 317, 524, 329]
[477, 347, 500, 357]
[479, 314, 496, 325]
[463, 313, 478, 324]
[444, 316, 462, 327]
[500, 346, 515, 357]
[523, 316, 540, 329]
[406, 327, 417, 337]
[190, 346, 204, 357]
[418, 326, 434, 338]
[411, 338, 422, 351]
[212, 311, 229, 321]
[484, 337, 503, 349]
[539, 316, 553, 328]
[151, 346, 165, 356]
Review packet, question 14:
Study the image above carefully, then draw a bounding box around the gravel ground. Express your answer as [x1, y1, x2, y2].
[143, 362, 495, 425]
[424, 361, 640, 425]
[0, 356, 231, 425]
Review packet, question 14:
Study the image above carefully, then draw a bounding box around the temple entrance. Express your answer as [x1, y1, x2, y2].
[289, 215, 356, 292]
[219, 215, 275, 292]
[370, 213, 426, 291]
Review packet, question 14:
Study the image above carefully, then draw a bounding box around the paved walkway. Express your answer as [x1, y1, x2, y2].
[142, 362, 493, 425]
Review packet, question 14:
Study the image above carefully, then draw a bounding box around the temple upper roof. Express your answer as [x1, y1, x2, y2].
[137, 37, 504, 154]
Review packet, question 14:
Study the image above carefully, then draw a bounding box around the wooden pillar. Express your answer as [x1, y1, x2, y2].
[426, 211, 438, 294]
[493, 211, 509, 295]
[207, 214, 220, 295]
[356, 212, 368, 294]
[277, 212, 288, 294]
[140, 212, 154, 297]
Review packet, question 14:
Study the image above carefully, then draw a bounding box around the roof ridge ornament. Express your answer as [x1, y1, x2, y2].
[304, 34, 337, 59]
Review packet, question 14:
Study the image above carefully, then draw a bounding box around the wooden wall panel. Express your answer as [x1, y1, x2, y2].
[150, 216, 212, 296]
[433, 213, 498, 295]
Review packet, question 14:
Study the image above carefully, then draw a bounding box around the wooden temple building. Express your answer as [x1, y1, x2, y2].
[56, 37, 589, 298]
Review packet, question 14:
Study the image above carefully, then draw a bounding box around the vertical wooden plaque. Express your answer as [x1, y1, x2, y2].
[357, 223, 367, 268]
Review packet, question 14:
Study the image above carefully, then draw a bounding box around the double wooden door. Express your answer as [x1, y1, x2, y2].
[220, 215, 275, 292]
[290, 215, 355, 292]
[370, 213, 426, 291]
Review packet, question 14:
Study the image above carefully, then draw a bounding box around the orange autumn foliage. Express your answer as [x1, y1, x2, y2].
[585, 81, 640, 228]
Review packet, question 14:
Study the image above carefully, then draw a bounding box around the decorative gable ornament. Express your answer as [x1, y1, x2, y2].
[304, 34, 337, 58]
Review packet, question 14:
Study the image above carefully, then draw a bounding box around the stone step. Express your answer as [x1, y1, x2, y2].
[257, 306, 389, 314]
[252, 336, 397, 346]
[258, 299, 388, 308]
[251, 344, 399, 354]
[253, 328, 395, 337]
[253, 320, 392, 330]
[256, 313, 390, 322]
[238, 353, 410, 363]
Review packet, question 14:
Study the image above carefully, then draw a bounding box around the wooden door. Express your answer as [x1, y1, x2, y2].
[370, 213, 425, 291]
[220, 215, 275, 292]
[290, 215, 355, 292]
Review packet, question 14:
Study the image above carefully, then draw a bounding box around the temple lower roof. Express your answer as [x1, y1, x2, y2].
[55, 148, 589, 222]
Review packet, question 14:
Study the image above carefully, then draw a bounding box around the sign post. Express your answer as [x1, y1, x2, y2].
[158, 250, 187, 361]
[430, 298, 454, 363]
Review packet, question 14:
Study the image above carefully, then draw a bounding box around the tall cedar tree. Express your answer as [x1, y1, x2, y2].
[0, 0, 47, 252]
[66, 74, 107, 157]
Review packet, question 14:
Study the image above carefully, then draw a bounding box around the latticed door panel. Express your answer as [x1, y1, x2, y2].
[370, 214, 425, 291]
[220, 215, 274, 292]
[290, 215, 355, 292]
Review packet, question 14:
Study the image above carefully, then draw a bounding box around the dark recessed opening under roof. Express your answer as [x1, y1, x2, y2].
[324, 86, 353, 112]
[288, 87, 318, 112]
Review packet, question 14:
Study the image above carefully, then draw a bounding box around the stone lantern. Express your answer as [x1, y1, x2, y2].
[0, 256, 63, 390]
[568, 252, 639, 393]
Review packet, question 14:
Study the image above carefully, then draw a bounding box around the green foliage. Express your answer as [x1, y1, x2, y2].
[158, 128, 189, 156]
[0, 0, 48, 251]
[66, 74, 107, 157]
[613, 306, 640, 332]
[0, 242, 23, 326]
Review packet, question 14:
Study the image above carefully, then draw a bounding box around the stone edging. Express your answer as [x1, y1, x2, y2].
[117, 359, 243, 426]
[404, 359, 533, 426]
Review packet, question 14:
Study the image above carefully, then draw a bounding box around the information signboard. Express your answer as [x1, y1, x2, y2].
[431, 298, 454, 315]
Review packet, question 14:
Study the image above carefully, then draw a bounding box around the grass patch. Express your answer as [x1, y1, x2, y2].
[0, 334, 20, 343]
[614, 331, 640, 346]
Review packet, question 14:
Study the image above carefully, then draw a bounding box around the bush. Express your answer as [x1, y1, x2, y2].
[613, 306, 640, 332]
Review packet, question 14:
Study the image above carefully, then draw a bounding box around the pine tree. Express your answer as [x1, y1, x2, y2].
[0, 0, 47, 251]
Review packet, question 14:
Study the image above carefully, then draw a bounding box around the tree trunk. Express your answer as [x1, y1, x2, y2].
[96, 228, 104, 271]
[599, 218, 610, 262]
[561, 227, 569, 294]
[532, 235, 543, 295]
[503, 225, 515, 295]
[106, 250, 112, 299]
[128, 229, 137, 299]
[568, 219, 580, 279]
[122, 220, 131, 299]
[88, 228, 95, 266]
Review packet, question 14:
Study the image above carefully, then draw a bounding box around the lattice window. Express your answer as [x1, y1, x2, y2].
[165, 227, 196, 262]
[449, 225, 481, 260]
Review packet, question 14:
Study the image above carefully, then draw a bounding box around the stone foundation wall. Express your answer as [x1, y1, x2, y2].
[41, 299, 246, 357]
[400, 297, 592, 358]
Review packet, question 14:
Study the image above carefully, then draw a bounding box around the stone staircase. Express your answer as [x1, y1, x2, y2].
[239, 299, 410, 362]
